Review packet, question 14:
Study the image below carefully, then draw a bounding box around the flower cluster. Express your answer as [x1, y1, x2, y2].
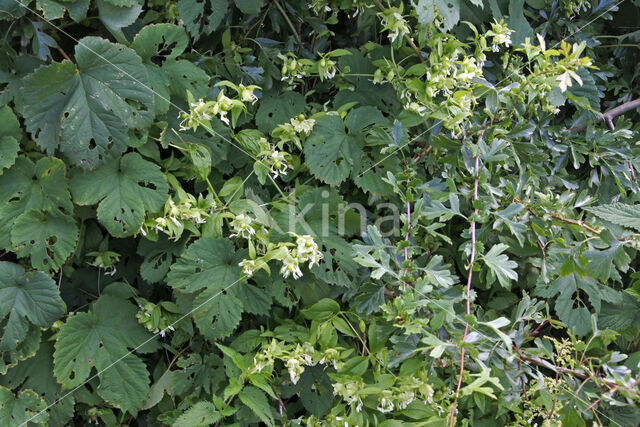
[229, 214, 255, 239]
[278, 52, 346, 85]
[278, 234, 324, 279]
[272, 114, 316, 150]
[179, 82, 258, 129]
[487, 20, 513, 52]
[135, 298, 179, 337]
[377, 5, 410, 43]
[142, 193, 215, 239]
[250, 340, 318, 385]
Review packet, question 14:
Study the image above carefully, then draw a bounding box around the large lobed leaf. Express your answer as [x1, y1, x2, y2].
[0, 262, 64, 351]
[70, 152, 169, 237]
[18, 36, 154, 169]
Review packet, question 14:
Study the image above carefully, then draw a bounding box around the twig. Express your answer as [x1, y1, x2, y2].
[449, 155, 480, 427]
[56, 45, 71, 61]
[529, 320, 549, 337]
[372, 0, 426, 64]
[273, 0, 301, 44]
[402, 183, 411, 291]
[602, 98, 640, 130]
[549, 214, 601, 235]
[570, 97, 640, 133]
[518, 357, 530, 401]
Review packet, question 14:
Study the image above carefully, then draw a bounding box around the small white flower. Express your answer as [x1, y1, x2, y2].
[296, 235, 323, 268]
[280, 253, 303, 279]
[377, 397, 394, 413]
[239, 259, 257, 277]
[230, 214, 255, 239]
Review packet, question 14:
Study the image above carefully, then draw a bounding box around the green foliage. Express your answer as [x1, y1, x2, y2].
[1, 0, 640, 425]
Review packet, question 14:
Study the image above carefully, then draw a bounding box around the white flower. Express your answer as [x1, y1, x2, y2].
[239, 259, 257, 277]
[239, 85, 258, 104]
[296, 235, 323, 268]
[280, 252, 303, 279]
[230, 214, 255, 239]
[286, 356, 305, 384]
[268, 150, 292, 178]
[377, 397, 394, 413]
[290, 117, 316, 134]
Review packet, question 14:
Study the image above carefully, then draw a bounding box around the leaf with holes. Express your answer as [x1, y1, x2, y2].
[18, 36, 154, 169]
[168, 238, 246, 338]
[0, 262, 64, 351]
[0, 157, 73, 250]
[53, 294, 154, 414]
[304, 115, 361, 186]
[11, 209, 78, 271]
[70, 153, 168, 237]
[0, 386, 48, 425]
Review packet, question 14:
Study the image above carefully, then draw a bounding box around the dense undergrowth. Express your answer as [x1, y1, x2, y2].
[1, 0, 640, 425]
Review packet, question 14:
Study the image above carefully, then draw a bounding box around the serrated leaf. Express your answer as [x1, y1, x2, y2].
[177, 0, 228, 40]
[173, 401, 220, 426]
[97, 0, 142, 43]
[238, 386, 274, 426]
[0, 262, 64, 352]
[0, 324, 41, 375]
[0, 386, 48, 425]
[168, 238, 245, 339]
[586, 203, 640, 232]
[0, 156, 73, 250]
[482, 244, 518, 288]
[18, 37, 154, 169]
[167, 238, 244, 293]
[305, 115, 359, 186]
[0, 105, 21, 173]
[36, 0, 90, 22]
[70, 152, 169, 237]
[1, 340, 74, 425]
[53, 295, 154, 414]
[11, 209, 78, 271]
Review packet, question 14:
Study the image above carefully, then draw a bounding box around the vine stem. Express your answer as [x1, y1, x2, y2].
[449, 155, 480, 427]
[402, 182, 411, 291]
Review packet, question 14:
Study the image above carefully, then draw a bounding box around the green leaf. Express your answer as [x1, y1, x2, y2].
[586, 203, 640, 232]
[0, 386, 48, 425]
[168, 238, 245, 339]
[0, 105, 21, 173]
[482, 244, 518, 288]
[167, 238, 244, 293]
[234, 0, 263, 15]
[53, 295, 154, 414]
[70, 153, 169, 237]
[177, 0, 228, 40]
[305, 115, 360, 186]
[173, 401, 220, 426]
[0, 262, 64, 351]
[36, 0, 90, 22]
[1, 340, 74, 425]
[256, 91, 305, 133]
[0, 324, 41, 375]
[97, 0, 143, 43]
[0, 157, 74, 250]
[18, 37, 154, 169]
[238, 386, 274, 426]
[301, 298, 340, 321]
[11, 209, 78, 271]
[507, 0, 533, 46]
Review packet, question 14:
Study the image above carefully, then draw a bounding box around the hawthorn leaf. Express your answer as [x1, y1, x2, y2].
[586, 203, 640, 232]
[53, 295, 154, 414]
[0, 386, 48, 425]
[11, 210, 77, 271]
[482, 244, 518, 288]
[0, 262, 64, 351]
[70, 153, 169, 237]
[18, 37, 154, 169]
[173, 401, 220, 426]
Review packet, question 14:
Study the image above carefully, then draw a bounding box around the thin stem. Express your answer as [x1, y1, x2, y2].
[402, 182, 411, 291]
[449, 155, 480, 427]
[273, 0, 301, 44]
